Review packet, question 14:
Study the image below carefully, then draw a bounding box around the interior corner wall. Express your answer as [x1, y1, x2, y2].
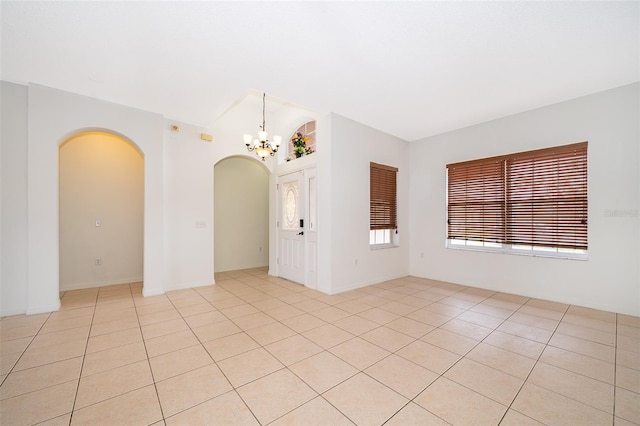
[1, 81, 29, 316]
[214, 157, 269, 272]
[328, 114, 410, 294]
[410, 82, 640, 316]
[27, 84, 165, 313]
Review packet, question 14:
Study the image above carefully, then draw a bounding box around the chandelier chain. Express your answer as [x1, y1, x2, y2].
[261, 93, 266, 132]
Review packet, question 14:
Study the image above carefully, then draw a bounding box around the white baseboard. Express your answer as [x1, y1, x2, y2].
[142, 287, 165, 297]
[0, 307, 30, 317]
[328, 273, 409, 295]
[26, 299, 61, 315]
[215, 262, 269, 273]
[60, 276, 143, 291]
[164, 279, 216, 292]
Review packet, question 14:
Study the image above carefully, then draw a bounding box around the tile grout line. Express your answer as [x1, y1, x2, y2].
[271, 286, 501, 425]
[131, 282, 169, 423]
[13, 271, 632, 426]
[200, 274, 374, 425]
[364, 286, 603, 424]
[535, 307, 620, 419]
[1, 310, 53, 381]
[404, 289, 526, 423]
[226, 271, 328, 426]
[396, 291, 625, 424]
[225, 273, 311, 425]
[492, 300, 568, 424]
[61, 285, 166, 422]
[66, 288, 99, 426]
[316, 285, 515, 425]
[612, 313, 617, 426]
[495, 302, 619, 425]
[352, 298, 453, 426]
[163, 286, 264, 425]
[237, 275, 358, 426]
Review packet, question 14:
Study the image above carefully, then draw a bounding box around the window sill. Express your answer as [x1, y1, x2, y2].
[370, 243, 399, 250]
[445, 243, 588, 261]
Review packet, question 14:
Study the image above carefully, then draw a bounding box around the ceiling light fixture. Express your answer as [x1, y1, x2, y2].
[244, 93, 281, 161]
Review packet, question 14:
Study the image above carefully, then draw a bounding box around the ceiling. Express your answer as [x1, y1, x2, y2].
[2, 1, 638, 141]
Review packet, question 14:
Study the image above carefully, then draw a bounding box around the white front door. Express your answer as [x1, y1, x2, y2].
[278, 171, 305, 284]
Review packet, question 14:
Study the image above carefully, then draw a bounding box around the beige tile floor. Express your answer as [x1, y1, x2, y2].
[1, 267, 639, 425]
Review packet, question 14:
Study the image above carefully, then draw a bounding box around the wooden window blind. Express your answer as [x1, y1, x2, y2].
[506, 142, 588, 249]
[447, 158, 505, 243]
[370, 162, 398, 231]
[447, 142, 588, 250]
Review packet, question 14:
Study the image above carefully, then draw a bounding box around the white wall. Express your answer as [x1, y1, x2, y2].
[410, 83, 640, 316]
[0, 85, 323, 315]
[210, 91, 327, 279]
[4, 81, 636, 316]
[26, 84, 166, 314]
[214, 157, 269, 272]
[328, 114, 410, 293]
[163, 121, 218, 290]
[314, 114, 333, 294]
[1, 84, 224, 313]
[1, 82, 28, 316]
[210, 94, 280, 277]
[59, 132, 144, 290]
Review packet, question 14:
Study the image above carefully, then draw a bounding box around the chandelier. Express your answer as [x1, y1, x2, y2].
[244, 93, 281, 160]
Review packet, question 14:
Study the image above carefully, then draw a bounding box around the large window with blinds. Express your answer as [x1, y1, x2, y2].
[370, 162, 398, 247]
[446, 142, 588, 258]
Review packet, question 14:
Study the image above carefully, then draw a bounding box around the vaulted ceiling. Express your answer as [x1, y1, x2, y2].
[2, 1, 638, 141]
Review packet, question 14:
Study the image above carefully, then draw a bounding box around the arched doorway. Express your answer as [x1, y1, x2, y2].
[59, 131, 144, 290]
[214, 156, 269, 272]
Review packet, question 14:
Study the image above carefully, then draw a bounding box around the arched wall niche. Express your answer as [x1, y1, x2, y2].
[285, 120, 317, 159]
[59, 130, 144, 291]
[26, 84, 165, 314]
[213, 153, 272, 171]
[58, 127, 144, 154]
[213, 155, 271, 273]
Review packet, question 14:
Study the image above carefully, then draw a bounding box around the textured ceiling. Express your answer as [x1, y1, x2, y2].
[2, 1, 638, 141]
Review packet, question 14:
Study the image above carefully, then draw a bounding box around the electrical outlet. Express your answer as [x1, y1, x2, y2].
[95, 258, 102, 266]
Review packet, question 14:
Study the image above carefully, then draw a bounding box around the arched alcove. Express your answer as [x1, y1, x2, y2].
[214, 156, 270, 272]
[59, 131, 144, 290]
[286, 120, 317, 160]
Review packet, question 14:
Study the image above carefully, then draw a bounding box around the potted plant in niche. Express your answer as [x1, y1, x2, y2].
[291, 132, 313, 158]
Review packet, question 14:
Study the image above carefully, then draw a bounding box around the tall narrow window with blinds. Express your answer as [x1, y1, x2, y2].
[447, 142, 588, 258]
[370, 162, 398, 246]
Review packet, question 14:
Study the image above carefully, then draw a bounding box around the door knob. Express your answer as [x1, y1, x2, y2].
[297, 231, 304, 236]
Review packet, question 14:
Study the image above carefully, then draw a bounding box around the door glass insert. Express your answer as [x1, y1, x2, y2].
[283, 181, 299, 230]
